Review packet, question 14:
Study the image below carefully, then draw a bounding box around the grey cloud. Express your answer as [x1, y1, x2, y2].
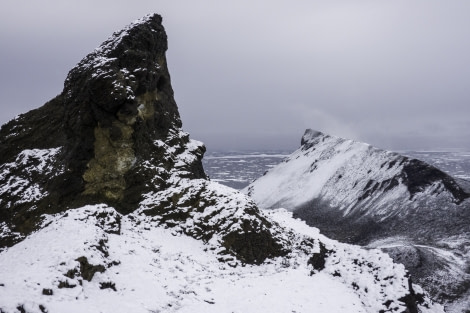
[1, 0, 469, 151]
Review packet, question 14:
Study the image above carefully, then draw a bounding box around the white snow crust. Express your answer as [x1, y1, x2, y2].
[0, 204, 443, 313]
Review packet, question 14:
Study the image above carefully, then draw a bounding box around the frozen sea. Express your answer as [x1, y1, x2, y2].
[203, 150, 470, 190]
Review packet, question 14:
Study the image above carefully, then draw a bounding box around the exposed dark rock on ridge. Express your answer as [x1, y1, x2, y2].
[0, 15, 190, 211]
[0, 14, 281, 266]
[402, 159, 468, 204]
[0, 15, 195, 241]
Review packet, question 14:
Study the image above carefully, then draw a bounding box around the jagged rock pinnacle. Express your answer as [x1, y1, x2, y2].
[60, 13, 194, 206]
[0, 13, 206, 243]
[0, 14, 286, 267]
[301, 129, 324, 146]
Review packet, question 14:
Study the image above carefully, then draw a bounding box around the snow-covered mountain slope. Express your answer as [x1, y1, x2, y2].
[0, 14, 444, 313]
[0, 204, 443, 313]
[245, 129, 468, 219]
[244, 129, 470, 312]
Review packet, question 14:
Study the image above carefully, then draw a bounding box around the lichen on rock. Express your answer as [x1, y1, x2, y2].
[82, 121, 136, 201]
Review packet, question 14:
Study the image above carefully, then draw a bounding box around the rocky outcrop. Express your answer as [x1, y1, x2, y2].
[244, 129, 470, 311]
[0, 14, 282, 265]
[59, 14, 195, 209]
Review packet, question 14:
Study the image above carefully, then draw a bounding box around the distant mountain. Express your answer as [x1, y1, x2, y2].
[0, 15, 442, 312]
[245, 129, 470, 312]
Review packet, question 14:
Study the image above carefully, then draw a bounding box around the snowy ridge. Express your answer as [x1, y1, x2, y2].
[0, 205, 443, 313]
[244, 129, 470, 311]
[133, 127, 286, 265]
[245, 129, 467, 219]
[0, 128, 443, 312]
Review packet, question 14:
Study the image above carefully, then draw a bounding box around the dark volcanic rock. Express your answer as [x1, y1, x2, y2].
[0, 14, 284, 266]
[0, 14, 196, 244]
[60, 14, 186, 206]
[402, 159, 468, 204]
[57, 14, 205, 210]
[1, 16, 181, 201]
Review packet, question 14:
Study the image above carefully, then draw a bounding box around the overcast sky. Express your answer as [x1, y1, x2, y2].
[1, 1, 469, 151]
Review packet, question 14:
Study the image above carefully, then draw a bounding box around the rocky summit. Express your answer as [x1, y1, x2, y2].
[0, 14, 280, 264]
[0, 14, 444, 313]
[245, 129, 470, 312]
[0, 14, 204, 213]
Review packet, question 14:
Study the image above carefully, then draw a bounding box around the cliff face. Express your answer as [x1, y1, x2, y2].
[1, 14, 186, 201]
[0, 15, 193, 243]
[245, 129, 470, 311]
[60, 14, 200, 208]
[0, 15, 281, 265]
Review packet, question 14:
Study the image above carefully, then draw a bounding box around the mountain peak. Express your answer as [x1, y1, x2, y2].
[245, 128, 470, 309]
[61, 12, 188, 208]
[0, 13, 206, 244]
[301, 129, 324, 146]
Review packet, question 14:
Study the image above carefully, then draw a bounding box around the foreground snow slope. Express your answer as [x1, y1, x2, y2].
[0, 204, 443, 313]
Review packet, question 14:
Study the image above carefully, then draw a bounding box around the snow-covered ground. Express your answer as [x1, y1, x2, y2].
[0, 205, 443, 313]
